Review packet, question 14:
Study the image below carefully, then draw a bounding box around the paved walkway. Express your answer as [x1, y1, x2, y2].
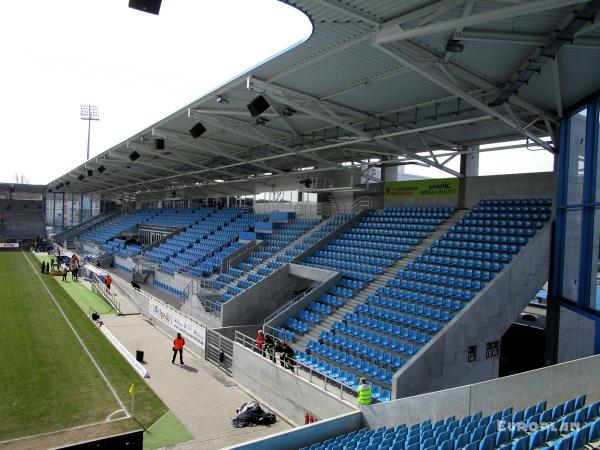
[101, 314, 293, 449]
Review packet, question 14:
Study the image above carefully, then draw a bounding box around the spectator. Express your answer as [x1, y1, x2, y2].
[263, 334, 276, 362]
[256, 330, 264, 355]
[283, 343, 296, 373]
[172, 333, 185, 365]
[131, 279, 141, 290]
[105, 275, 112, 291]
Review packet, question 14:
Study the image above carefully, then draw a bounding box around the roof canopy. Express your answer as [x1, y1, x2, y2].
[48, 0, 600, 195]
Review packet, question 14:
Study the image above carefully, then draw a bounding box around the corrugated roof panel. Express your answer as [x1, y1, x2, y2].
[331, 71, 450, 113]
[273, 38, 399, 96]
[253, 21, 372, 82]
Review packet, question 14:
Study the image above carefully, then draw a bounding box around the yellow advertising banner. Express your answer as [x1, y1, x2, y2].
[384, 178, 459, 198]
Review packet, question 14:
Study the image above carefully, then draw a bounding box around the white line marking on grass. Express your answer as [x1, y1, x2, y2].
[106, 408, 126, 422]
[21, 251, 130, 418]
[0, 416, 130, 445]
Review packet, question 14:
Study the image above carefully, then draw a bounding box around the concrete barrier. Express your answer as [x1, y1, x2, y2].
[224, 411, 362, 450]
[364, 354, 600, 430]
[232, 342, 356, 425]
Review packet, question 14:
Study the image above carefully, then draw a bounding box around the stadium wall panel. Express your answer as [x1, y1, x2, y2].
[557, 306, 597, 362]
[221, 264, 312, 327]
[232, 342, 356, 425]
[463, 172, 554, 208]
[225, 411, 361, 450]
[393, 222, 552, 399]
[363, 353, 600, 430]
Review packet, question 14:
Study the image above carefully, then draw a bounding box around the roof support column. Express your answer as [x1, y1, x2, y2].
[458, 145, 479, 208]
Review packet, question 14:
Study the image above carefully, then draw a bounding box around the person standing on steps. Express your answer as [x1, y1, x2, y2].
[105, 274, 112, 291]
[357, 378, 372, 406]
[172, 333, 185, 365]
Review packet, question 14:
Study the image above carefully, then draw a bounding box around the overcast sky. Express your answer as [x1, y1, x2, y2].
[0, 0, 312, 185]
[0, 0, 553, 186]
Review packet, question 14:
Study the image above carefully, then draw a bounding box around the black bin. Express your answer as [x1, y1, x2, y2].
[136, 350, 144, 362]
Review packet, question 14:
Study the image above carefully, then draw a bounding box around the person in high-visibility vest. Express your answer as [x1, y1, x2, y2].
[105, 275, 112, 290]
[357, 378, 372, 405]
[172, 333, 185, 365]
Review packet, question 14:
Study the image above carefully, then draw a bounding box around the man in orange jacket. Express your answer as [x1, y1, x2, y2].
[172, 333, 185, 365]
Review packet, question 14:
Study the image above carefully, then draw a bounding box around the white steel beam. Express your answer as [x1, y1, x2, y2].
[248, 77, 370, 139]
[151, 128, 283, 175]
[375, 43, 554, 152]
[400, 40, 558, 123]
[376, 0, 585, 44]
[551, 58, 564, 118]
[456, 30, 600, 50]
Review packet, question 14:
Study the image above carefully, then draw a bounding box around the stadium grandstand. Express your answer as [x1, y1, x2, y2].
[2, 0, 600, 449]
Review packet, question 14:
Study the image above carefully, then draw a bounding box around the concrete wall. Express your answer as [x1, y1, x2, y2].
[225, 411, 362, 450]
[355, 184, 384, 210]
[152, 269, 193, 291]
[393, 223, 552, 399]
[232, 343, 356, 425]
[463, 172, 554, 208]
[365, 354, 600, 430]
[114, 255, 134, 271]
[229, 353, 600, 449]
[265, 266, 340, 329]
[557, 306, 597, 363]
[221, 265, 313, 327]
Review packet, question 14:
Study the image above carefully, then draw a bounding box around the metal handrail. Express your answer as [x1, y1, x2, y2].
[234, 330, 358, 403]
[263, 284, 317, 325]
[91, 273, 121, 314]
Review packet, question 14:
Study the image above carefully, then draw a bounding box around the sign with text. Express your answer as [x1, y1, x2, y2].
[468, 345, 477, 362]
[384, 178, 459, 198]
[486, 340, 500, 358]
[0, 243, 19, 248]
[149, 298, 206, 350]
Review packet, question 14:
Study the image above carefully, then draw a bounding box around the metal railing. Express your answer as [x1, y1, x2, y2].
[206, 329, 233, 374]
[54, 210, 120, 242]
[234, 330, 358, 403]
[184, 278, 223, 319]
[263, 279, 326, 325]
[90, 273, 121, 314]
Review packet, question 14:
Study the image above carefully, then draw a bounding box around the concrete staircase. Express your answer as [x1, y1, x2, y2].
[292, 209, 469, 353]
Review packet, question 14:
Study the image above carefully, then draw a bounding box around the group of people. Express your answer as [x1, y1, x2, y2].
[254, 330, 372, 405]
[40, 254, 81, 283]
[255, 330, 296, 372]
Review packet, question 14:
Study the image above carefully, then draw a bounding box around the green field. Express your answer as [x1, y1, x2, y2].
[0, 250, 168, 444]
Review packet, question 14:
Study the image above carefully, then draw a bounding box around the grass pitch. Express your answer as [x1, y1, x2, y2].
[0, 250, 167, 443]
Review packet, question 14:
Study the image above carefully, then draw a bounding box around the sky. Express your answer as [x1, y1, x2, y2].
[0, 0, 312, 185]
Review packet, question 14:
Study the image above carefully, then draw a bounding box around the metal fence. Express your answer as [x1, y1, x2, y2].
[206, 329, 234, 374]
[90, 273, 121, 314]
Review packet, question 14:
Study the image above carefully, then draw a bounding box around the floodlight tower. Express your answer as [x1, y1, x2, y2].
[80, 104, 100, 160]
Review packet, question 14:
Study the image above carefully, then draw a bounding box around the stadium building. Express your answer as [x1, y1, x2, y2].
[1, 0, 600, 449]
